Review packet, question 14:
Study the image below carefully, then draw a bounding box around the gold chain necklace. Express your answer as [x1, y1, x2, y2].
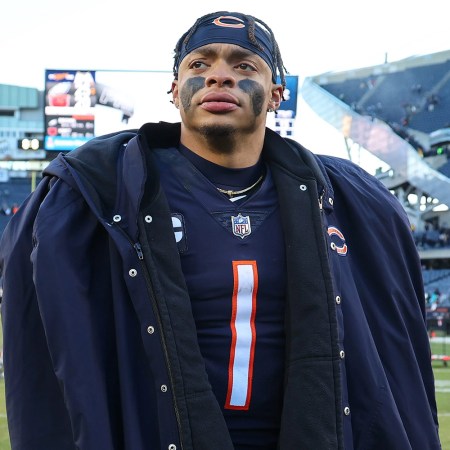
[216, 175, 264, 198]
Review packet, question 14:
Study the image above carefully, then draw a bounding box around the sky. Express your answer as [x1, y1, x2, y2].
[2, 0, 449, 90]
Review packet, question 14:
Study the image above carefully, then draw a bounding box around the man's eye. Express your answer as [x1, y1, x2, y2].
[238, 63, 256, 71]
[190, 61, 208, 69]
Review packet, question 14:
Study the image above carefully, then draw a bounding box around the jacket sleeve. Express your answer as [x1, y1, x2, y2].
[1, 170, 126, 450]
[0, 177, 77, 450]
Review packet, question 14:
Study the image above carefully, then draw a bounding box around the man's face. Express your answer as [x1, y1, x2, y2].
[172, 43, 282, 137]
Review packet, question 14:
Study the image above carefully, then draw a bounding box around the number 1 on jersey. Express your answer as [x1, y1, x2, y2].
[225, 261, 258, 410]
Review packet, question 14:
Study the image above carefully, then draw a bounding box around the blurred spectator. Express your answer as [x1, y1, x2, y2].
[423, 224, 440, 247]
[414, 224, 450, 249]
[426, 94, 439, 112]
[429, 288, 441, 310]
[1, 204, 11, 216]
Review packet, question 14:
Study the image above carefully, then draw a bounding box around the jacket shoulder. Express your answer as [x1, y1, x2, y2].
[61, 130, 137, 172]
[283, 137, 407, 219]
[317, 154, 397, 203]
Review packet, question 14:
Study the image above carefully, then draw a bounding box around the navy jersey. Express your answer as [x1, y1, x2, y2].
[153, 147, 287, 449]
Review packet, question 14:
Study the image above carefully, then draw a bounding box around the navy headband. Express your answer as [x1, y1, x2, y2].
[175, 13, 278, 82]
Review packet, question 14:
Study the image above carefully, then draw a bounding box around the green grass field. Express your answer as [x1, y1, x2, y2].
[432, 339, 450, 450]
[0, 382, 9, 450]
[0, 345, 447, 449]
[433, 365, 450, 450]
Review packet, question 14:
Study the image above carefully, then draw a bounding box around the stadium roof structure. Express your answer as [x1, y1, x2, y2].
[301, 50, 450, 220]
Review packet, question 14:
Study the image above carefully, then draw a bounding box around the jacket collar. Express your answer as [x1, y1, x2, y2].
[263, 127, 334, 212]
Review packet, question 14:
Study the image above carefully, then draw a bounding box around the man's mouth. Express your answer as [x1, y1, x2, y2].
[199, 92, 239, 113]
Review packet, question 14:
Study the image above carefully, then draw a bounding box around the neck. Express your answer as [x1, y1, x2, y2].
[180, 125, 265, 168]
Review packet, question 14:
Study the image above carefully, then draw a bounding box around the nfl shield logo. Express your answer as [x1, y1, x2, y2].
[231, 213, 252, 239]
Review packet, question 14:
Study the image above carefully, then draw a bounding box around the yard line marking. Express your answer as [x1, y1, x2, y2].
[435, 380, 450, 393]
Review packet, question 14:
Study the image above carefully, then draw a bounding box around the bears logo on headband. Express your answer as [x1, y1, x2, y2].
[174, 12, 278, 83]
[212, 16, 245, 28]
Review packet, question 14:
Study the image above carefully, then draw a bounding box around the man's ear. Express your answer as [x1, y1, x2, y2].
[171, 80, 179, 106]
[271, 84, 284, 111]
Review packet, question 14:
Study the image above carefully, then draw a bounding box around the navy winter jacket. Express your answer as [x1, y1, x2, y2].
[0, 122, 441, 449]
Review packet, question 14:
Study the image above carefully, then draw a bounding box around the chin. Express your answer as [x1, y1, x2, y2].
[198, 123, 236, 137]
[195, 123, 237, 153]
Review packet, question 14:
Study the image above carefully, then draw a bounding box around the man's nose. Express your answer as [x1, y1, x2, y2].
[205, 62, 236, 88]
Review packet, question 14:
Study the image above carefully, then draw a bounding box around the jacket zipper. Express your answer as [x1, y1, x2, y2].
[133, 242, 144, 260]
[319, 189, 325, 211]
[112, 222, 185, 450]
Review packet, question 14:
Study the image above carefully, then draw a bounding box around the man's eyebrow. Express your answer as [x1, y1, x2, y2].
[189, 46, 257, 60]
